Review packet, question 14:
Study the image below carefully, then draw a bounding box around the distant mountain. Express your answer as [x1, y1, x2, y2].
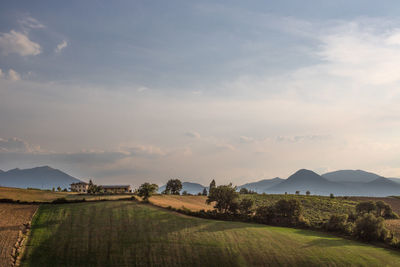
[159, 182, 206, 195]
[388, 178, 400, 184]
[0, 166, 82, 190]
[266, 169, 347, 195]
[238, 178, 283, 193]
[322, 170, 382, 183]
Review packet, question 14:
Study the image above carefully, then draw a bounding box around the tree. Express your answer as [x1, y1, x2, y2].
[376, 201, 398, 219]
[356, 201, 376, 214]
[52, 187, 55, 192]
[138, 183, 158, 202]
[295, 191, 300, 195]
[182, 190, 188, 195]
[202, 188, 208, 196]
[239, 188, 249, 194]
[239, 198, 254, 216]
[62, 188, 68, 192]
[353, 213, 389, 241]
[209, 179, 216, 193]
[325, 214, 350, 233]
[165, 179, 183, 195]
[306, 190, 310, 196]
[57, 186, 62, 192]
[330, 193, 334, 199]
[87, 179, 102, 194]
[206, 183, 239, 214]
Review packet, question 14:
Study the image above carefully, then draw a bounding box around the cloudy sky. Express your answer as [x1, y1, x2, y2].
[1, 0, 400, 186]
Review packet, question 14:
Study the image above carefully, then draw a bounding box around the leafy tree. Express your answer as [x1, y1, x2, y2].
[239, 188, 249, 194]
[376, 201, 399, 219]
[87, 179, 103, 194]
[295, 191, 300, 195]
[306, 190, 310, 196]
[202, 188, 208, 196]
[325, 214, 351, 233]
[138, 183, 158, 202]
[57, 186, 62, 192]
[62, 188, 68, 192]
[52, 187, 55, 192]
[209, 179, 216, 193]
[165, 179, 183, 195]
[206, 183, 239, 214]
[182, 190, 188, 195]
[239, 198, 254, 216]
[330, 193, 335, 199]
[353, 213, 390, 241]
[274, 199, 303, 220]
[356, 201, 376, 214]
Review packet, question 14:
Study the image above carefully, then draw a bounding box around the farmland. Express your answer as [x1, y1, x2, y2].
[0, 186, 133, 203]
[149, 195, 212, 211]
[21, 201, 400, 266]
[0, 203, 38, 267]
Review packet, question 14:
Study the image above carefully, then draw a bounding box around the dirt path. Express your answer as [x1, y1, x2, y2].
[0, 203, 38, 267]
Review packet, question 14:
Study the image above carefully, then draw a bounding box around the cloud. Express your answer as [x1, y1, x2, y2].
[239, 136, 254, 143]
[122, 145, 166, 157]
[0, 30, 41, 56]
[276, 135, 331, 143]
[55, 40, 68, 53]
[185, 131, 201, 139]
[7, 69, 21, 81]
[19, 16, 45, 29]
[0, 137, 41, 153]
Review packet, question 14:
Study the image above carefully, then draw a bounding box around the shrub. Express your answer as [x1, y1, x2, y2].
[356, 201, 376, 215]
[353, 213, 390, 241]
[239, 198, 254, 216]
[325, 214, 352, 234]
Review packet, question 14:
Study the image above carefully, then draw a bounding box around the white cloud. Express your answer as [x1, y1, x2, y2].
[0, 137, 41, 153]
[185, 131, 201, 139]
[7, 69, 21, 81]
[19, 16, 45, 29]
[0, 30, 41, 56]
[55, 40, 68, 53]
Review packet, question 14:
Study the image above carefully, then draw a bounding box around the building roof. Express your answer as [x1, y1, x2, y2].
[101, 185, 131, 188]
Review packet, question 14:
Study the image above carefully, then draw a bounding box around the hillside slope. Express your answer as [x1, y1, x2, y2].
[0, 166, 81, 190]
[22, 201, 400, 266]
[238, 177, 283, 193]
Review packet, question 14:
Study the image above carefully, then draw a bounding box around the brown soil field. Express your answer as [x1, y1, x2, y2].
[149, 195, 213, 211]
[0, 203, 38, 267]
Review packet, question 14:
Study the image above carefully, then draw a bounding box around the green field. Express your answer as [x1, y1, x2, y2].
[21, 201, 400, 266]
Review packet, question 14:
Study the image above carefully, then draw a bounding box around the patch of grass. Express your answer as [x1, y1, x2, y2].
[149, 194, 212, 211]
[21, 201, 400, 266]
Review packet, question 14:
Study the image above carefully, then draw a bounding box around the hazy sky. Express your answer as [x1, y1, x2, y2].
[1, 0, 400, 186]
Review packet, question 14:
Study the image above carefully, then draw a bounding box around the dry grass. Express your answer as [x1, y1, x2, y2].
[0, 187, 70, 202]
[0, 203, 38, 267]
[149, 195, 213, 211]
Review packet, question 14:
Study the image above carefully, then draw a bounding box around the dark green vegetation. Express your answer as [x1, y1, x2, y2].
[240, 194, 357, 227]
[22, 201, 400, 266]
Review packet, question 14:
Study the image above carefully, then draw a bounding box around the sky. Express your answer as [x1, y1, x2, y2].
[1, 0, 400, 187]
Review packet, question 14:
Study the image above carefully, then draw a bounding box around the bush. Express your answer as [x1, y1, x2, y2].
[356, 201, 376, 215]
[239, 198, 254, 216]
[353, 213, 390, 241]
[255, 199, 305, 227]
[325, 214, 352, 234]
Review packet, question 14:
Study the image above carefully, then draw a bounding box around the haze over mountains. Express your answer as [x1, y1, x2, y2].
[1, 166, 399, 197]
[0, 166, 82, 190]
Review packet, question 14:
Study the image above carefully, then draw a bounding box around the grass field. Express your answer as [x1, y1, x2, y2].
[0, 203, 37, 267]
[21, 201, 400, 266]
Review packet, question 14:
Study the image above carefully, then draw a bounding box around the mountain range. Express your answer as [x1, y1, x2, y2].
[1, 166, 399, 197]
[0, 166, 82, 190]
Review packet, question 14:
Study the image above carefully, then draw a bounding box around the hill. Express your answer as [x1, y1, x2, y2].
[322, 169, 383, 183]
[238, 177, 283, 193]
[266, 169, 346, 195]
[21, 201, 400, 266]
[158, 181, 205, 195]
[0, 166, 82, 190]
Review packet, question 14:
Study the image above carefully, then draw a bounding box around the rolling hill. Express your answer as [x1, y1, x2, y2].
[266, 169, 346, 195]
[322, 169, 383, 183]
[0, 166, 82, 190]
